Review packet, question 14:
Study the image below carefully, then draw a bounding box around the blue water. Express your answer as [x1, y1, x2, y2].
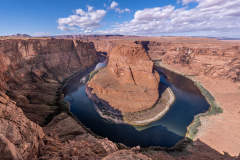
[62, 62, 209, 148]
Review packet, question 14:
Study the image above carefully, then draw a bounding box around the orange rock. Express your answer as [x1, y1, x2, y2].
[88, 43, 160, 113]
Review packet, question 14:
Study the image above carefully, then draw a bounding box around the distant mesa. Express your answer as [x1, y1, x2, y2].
[9, 33, 31, 38]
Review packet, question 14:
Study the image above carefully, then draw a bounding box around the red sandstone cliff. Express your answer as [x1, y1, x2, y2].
[0, 38, 118, 159]
[88, 43, 160, 113]
[0, 38, 98, 125]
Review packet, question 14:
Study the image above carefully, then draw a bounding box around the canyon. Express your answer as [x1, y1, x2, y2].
[0, 36, 239, 159]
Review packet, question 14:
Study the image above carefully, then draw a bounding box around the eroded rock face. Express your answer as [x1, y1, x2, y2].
[162, 43, 240, 82]
[88, 43, 160, 113]
[39, 113, 118, 159]
[0, 91, 44, 160]
[0, 38, 99, 125]
[0, 134, 24, 160]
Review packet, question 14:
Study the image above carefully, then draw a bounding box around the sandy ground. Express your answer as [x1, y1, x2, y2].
[160, 63, 240, 157]
[131, 87, 175, 125]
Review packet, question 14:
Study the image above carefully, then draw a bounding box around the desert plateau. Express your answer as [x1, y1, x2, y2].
[1, 0, 240, 159]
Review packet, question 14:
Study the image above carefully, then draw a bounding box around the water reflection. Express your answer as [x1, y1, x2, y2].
[94, 59, 107, 70]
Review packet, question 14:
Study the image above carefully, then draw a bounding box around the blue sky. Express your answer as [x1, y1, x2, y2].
[1, 0, 240, 37]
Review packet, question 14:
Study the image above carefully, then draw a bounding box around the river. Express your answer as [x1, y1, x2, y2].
[62, 60, 209, 148]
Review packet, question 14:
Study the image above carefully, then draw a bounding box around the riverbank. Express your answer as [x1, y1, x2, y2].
[155, 61, 240, 156]
[124, 83, 175, 126]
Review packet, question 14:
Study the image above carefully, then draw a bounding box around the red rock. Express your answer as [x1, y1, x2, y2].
[0, 134, 24, 160]
[88, 43, 160, 113]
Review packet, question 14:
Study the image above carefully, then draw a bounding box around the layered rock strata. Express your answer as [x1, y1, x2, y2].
[87, 43, 160, 113]
[0, 37, 119, 159]
[0, 38, 98, 125]
[0, 91, 44, 160]
[0, 37, 153, 160]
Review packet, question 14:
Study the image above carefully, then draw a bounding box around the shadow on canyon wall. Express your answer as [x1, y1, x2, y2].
[155, 66, 204, 96]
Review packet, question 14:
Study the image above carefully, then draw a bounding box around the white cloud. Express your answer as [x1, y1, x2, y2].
[132, 5, 174, 23]
[197, 0, 227, 8]
[182, 0, 196, 5]
[84, 30, 92, 33]
[89, 0, 240, 37]
[110, 1, 118, 9]
[107, 1, 131, 14]
[115, 8, 131, 13]
[32, 32, 51, 37]
[182, 0, 229, 7]
[57, 26, 79, 31]
[57, 6, 106, 31]
[103, 3, 107, 7]
[87, 5, 94, 12]
[58, 0, 240, 38]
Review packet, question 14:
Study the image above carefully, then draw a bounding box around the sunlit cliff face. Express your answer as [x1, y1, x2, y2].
[88, 43, 160, 113]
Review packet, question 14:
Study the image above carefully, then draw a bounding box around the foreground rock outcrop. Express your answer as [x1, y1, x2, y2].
[88, 43, 160, 113]
[0, 91, 44, 160]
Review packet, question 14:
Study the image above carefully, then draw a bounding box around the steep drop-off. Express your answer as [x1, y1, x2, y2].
[0, 38, 98, 125]
[0, 38, 120, 159]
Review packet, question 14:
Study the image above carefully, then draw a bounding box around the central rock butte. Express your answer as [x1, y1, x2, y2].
[87, 43, 160, 113]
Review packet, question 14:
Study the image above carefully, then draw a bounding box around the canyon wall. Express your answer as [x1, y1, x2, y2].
[0, 38, 98, 125]
[0, 38, 120, 159]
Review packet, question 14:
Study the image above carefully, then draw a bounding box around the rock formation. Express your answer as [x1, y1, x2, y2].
[0, 37, 98, 125]
[0, 91, 44, 160]
[88, 43, 160, 113]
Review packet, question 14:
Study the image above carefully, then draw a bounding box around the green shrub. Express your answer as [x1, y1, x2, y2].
[187, 82, 223, 139]
[89, 66, 106, 81]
